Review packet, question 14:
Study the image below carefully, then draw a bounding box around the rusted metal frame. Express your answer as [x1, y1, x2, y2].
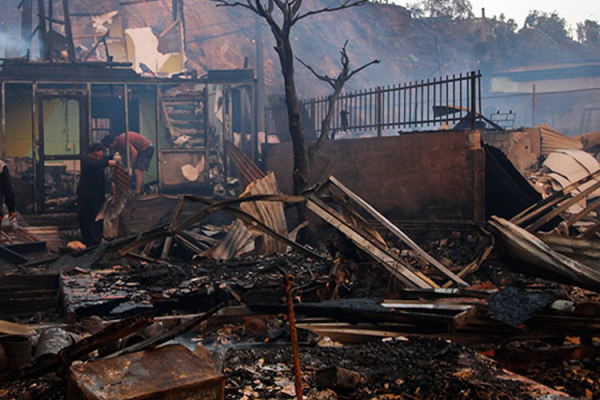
[107, 304, 223, 359]
[326, 176, 467, 287]
[307, 197, 434, 289]
[511, 170, 600, 225]
[284, 275, 303, 400]
[527, 178, 600, 232]
[1, 82, 5, 159]
[0, 313, 153, 382]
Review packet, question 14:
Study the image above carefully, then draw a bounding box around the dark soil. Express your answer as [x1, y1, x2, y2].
[224, 337, 535, 400]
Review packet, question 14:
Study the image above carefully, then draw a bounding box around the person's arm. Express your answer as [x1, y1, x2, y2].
[1, 166, 16, 215]
[83, 155, 110, 169]
[129, 144, 138, 164]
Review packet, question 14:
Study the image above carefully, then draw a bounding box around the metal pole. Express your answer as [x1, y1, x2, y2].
[376, 86, 382, 137]
[32, 82, 38, 213]
[532, 84, 537, 127]
[255, 14, 265, 135]
[251, 81, 256, 162]
[284, 274, 303, 400]
[87, 83, 92, 148]
[124, 83, 130, 173]
[470, 71, 477, 130]
[1, 82, 6, 160]
[155, 84, 161, 192]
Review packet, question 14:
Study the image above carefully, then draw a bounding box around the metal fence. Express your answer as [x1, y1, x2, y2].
[266, 70, 482, 139]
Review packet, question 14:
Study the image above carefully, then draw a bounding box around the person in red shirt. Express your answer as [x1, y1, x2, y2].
[102, 132, 154, 195]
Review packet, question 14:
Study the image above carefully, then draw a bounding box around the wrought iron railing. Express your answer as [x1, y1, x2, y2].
[266, 70, 482, 139]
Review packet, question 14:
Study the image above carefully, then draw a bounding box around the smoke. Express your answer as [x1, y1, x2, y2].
[0, 31, 29, 59]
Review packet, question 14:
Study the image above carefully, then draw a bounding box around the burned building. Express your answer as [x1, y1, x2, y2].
[2, 1, 600, 400]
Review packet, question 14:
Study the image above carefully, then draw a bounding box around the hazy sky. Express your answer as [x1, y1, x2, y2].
[396, 1, 600, 30]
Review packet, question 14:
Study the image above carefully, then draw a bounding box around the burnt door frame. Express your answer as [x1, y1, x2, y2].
[36, 91, 89, 213]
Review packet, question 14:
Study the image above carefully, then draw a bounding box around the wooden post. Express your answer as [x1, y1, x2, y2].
[21, 0, 33, 52]
[62, 0, 76, 63]
[37, 0, 47, 60]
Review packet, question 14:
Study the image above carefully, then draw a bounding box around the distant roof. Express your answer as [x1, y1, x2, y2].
[491, 62, 600, 82]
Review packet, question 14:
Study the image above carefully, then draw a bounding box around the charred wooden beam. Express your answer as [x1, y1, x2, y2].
[107, 304, 223, 358]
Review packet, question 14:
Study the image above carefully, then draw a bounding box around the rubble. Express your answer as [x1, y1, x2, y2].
[1, 2, 600, 396]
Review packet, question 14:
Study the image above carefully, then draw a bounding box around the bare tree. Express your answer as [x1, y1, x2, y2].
[297, 40, 379, 162]
[212, 0, 366, 195]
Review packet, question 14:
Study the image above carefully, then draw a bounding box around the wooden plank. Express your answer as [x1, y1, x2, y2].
[527, 177, 600, 232]
[307, 197, 434, 289]
[327, 176, 468, 287]
[511, 170, 600, 226]
[489, 216, 600, 292]
[0, 245, 28, 265]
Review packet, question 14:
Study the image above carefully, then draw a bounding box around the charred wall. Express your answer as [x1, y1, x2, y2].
[262, 131, 485, 222]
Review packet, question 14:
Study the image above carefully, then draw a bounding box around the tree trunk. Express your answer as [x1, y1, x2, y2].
[309, 89, 341, 163]
[276, 35, 308, 195]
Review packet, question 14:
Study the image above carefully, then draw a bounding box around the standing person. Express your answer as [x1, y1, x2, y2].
[0, 159, 16, 228]
[77, 143, 116, 246]
[102, 131, 154, 195]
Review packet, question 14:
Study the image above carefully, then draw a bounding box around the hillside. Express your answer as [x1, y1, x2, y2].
[1, 0, 598, 98]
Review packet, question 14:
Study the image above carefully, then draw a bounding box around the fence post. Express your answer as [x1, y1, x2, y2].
[470, 71, 477, 130]
[532, 84, 537, 127]
[376, 86, 383, 137]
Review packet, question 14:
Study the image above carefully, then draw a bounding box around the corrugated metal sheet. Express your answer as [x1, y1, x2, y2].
[543, 149, 600, 207]
[539, 124, 583, 156]
[210, 172, 287, 260]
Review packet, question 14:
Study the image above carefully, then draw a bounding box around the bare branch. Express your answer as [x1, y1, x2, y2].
[296, 57, 335, 87]
[346, 58, 381, 81]
[211, 0, 256, 12]
[293, 0, 366, 24]
[307, 40, 380, 161]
